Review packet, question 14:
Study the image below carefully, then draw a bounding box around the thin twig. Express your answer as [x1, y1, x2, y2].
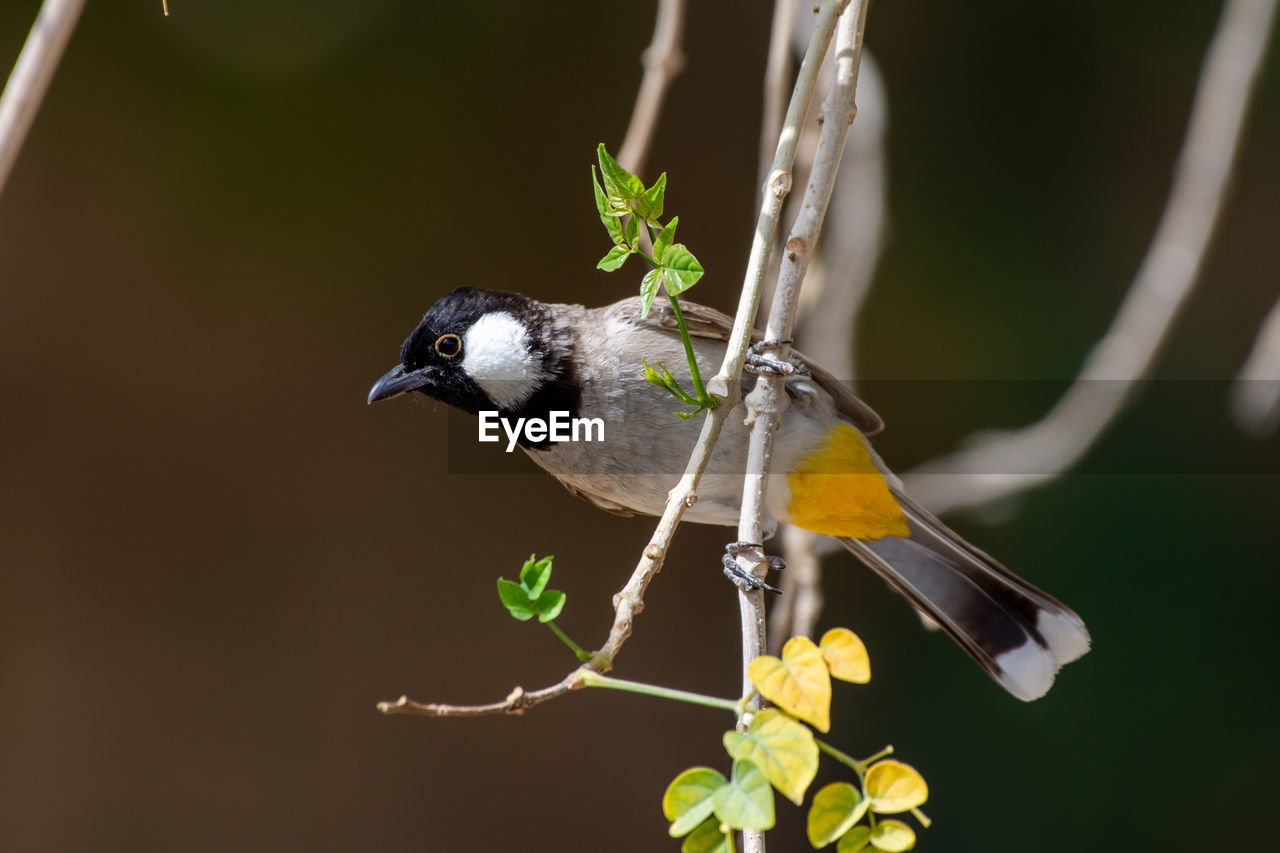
[617, 0, 687, 177]
[0, 0, 87, 200]
[758, 0, 797, 187]
[1230, 294, 1280, 437]
[380, 0, 853, 723]
[734, 4, 869, 851]
[903, 0, 1278, 516]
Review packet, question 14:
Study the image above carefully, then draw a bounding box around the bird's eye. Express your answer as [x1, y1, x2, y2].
[434, 333, 462, 358]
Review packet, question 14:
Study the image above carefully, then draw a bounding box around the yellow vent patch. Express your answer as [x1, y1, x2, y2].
[786, 424, 909, 540]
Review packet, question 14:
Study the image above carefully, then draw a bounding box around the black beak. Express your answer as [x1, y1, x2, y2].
[367, 364, 434, 404]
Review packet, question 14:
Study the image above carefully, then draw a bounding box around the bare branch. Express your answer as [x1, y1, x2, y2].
[707, 0, 851, 401]
[734, 4, 869, 850]
[0, 0, 86, 199]
[1230, 294, 1280, 437]
[904, 0, 1278, 516]
[617, 0, 686, 177]
[379, 677, 582, 718]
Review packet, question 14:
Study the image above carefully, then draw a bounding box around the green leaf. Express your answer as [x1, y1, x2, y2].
[865, 761, 929, 814]
[591, 167, 624, 245]
[640, 268, 663, 318]
[747, 636, 833, 732]
[597, 245, 631, 271]
[653, 216, 678, 261]
[722, 708, 818, 806]
[519, 554, 553, 600]
[712, 760, 775, 832]
[624, 211, 640, 248]
[533, 589, 565, 623]
[682, 818, 735, 853]
[869, 820, 916, 852]
[663, 767, 727, 838]
[496, 578, 534, 621]
[807, 782, 870, 848]
[837, 826, 873, 853]
[597, 142, 644, 202]
[658, 243, 704, 295]
[636, 171, 667, 222]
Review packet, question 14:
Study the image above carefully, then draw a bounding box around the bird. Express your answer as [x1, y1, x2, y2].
[368, 286, 1090, 700]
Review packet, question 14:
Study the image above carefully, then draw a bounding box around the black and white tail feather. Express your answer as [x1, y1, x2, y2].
[839, 491, 1090, 701]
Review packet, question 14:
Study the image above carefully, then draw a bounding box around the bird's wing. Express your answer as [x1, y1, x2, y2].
[637, 297, 884, 435]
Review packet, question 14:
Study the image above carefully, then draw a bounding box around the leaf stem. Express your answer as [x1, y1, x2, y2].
[578, 670, 740, 713]
[546, 621, 590, 661]
[815, 738, 870, 782]
[859, 745, 895, 765]
[666, 292, 713, 407]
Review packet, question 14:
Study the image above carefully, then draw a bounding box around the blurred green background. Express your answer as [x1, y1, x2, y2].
[1, 1, 1276, 851]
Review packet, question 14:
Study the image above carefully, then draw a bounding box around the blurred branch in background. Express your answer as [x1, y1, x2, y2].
[1230, 295, 1280, 437]
[768, 0, 890, 649]
[0, 0, 85, 200]
[902, 0, 1278, 516]
[617, 0, 686, 178]
[758, 0, 796, 186]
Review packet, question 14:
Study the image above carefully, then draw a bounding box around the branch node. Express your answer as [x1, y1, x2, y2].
[767, 169, 792, 199]
[643, 543, 664, 560]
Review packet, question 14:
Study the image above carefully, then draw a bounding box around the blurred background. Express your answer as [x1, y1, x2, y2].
[1, 1, 1276, 851]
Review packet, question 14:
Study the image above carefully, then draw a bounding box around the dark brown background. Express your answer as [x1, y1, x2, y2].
[2, 1, 1277, 851]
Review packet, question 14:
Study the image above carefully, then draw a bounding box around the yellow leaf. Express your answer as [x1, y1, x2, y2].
[869, 819, 916, 852]
[722, 709, 818, 805]
[748, 636, 832, 732]
[819, 627, 871, 684]
[865, 760, 929, 814]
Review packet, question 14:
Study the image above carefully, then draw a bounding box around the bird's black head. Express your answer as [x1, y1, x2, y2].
[368, 288, 580, 440]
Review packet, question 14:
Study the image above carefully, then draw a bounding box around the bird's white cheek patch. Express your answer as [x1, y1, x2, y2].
[462, 312, 541, 408]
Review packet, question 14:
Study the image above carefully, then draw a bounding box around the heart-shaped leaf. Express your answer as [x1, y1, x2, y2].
[712, 760, 775, 831]
[806, 782, 870, 848]
[837, 825, 873, 853]
[865, 761, 928, 814]
[748, 636, 832, 732]
[663, 767, 727, 838]
[869, 820, 916, 852]
[819, 628, 871, 684]
[682, 817, 735, 853]
[722, 708, 817, 805]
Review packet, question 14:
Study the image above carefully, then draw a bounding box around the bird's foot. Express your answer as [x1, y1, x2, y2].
[722, 541, 785, 594]
[745, 340, 809, 378]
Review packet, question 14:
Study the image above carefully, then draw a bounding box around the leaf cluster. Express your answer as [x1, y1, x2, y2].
[591, 144, 713, 417]
[662, 629, 929, 852]
[496, 554, 565, 623]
